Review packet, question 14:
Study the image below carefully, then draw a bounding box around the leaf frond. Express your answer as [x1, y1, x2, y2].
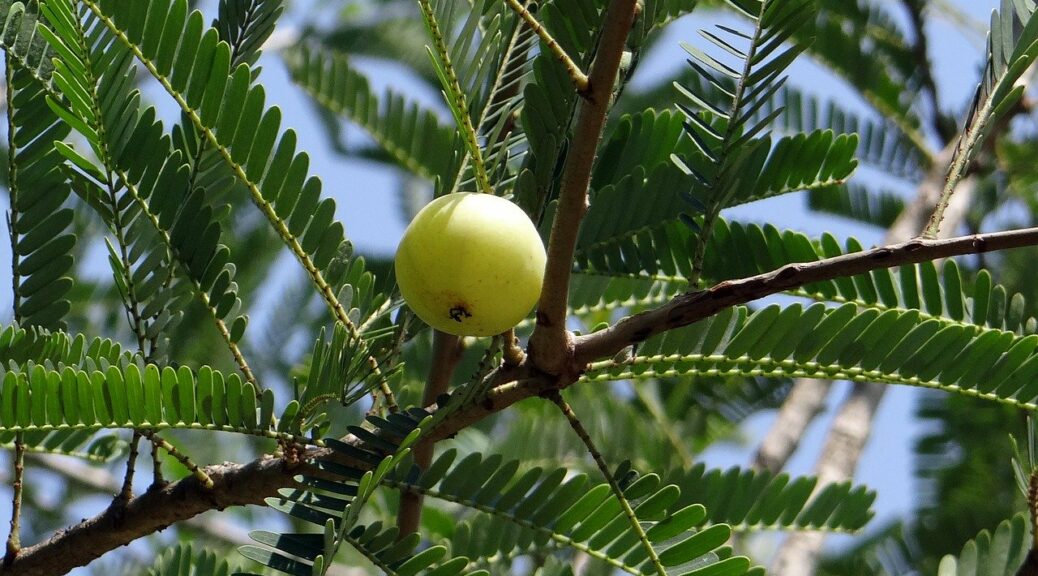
[283, 43, 461, 182]
[6, 59, 75, 330]
[149, 544, 236, 576]
[239, 412, 438, 576]
[935, 513, 1032, 575]
[385, 451, 757, 575]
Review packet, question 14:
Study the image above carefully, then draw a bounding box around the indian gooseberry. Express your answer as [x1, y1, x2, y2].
[395, 193, 547, 337]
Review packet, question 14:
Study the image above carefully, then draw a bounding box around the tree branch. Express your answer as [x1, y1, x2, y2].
[901, 0, 952, 142]
[752, 378, 830, 473]
[0, 455, 290, 576]
[572, 223, 1038, 366]
[528, 0, 638, 376]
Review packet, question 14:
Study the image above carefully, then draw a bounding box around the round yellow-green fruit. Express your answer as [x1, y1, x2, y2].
[395, 193, 546, 337]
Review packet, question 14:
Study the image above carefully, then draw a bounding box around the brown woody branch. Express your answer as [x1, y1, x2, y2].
[0, 455, 290, 576]
[528, 0, 638, 376]
[572, 225, 1038, 365]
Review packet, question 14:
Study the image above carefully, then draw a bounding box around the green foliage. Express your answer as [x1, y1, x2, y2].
[214, 0, 283, 68]
[0, 324, 307, 440]
[756, 83, 928, 179]
[336, 521, 487, 576]
[940, 0, 1038, 210]
[6, 59, 74, 330]
[672, 0, 818, 223]
[807, 184, 905, 229]
[0, 429, 125, 461]
[2, 0, 1038, 572]
[284, 43, 461, 181]
[383, 450, 787, 574]
[39, 0, 193, 357]
[238, 412, 439, 575]
[0, 358, 291, 438]
[576, 214, 1037, 333]
[935, 514, 1032, 575]
[664, 464, 874, 533]
[85, 0, 351, 323]
[912, 394, 1025, 567]
[0, 0, 56, 80]
[149, 544, 236, 576]
[804, 1, 927, 150]
[585, 289, 1038, 408]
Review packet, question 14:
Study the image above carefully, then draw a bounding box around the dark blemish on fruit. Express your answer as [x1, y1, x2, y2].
[449, 305, 472, 322]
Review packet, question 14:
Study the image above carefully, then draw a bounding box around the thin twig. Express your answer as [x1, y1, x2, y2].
[546, 390, 666, 576]
[528, 0, 639, 376]
[117, 432, 142, 502]
[396, 331, 462, 537]
[502, 328, 525, 367]
[501, 0, 588, 91]
[901, 0, 951, 142]
[149, 434, 165, 488]
[141, 431, 212, 490]
[924, 62, 1037, 236]
[3, 436, 24, 565]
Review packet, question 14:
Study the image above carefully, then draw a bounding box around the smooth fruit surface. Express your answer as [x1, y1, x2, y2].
[395, 193, 547, 337]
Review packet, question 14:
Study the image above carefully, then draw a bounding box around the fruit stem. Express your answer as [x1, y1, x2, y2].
[502, 329, 525, 367]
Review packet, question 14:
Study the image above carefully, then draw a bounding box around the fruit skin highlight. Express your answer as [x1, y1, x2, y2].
[395, 193, 547, 337]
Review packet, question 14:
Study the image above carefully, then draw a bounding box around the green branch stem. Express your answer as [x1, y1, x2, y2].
[416, 0, 492, 195]
[528, 0, 639, 375]
[140, 430, 212, 489]
[113, 168, 261, 391]
[547, 390, 666, 576]
[501, 0, 588, 91]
